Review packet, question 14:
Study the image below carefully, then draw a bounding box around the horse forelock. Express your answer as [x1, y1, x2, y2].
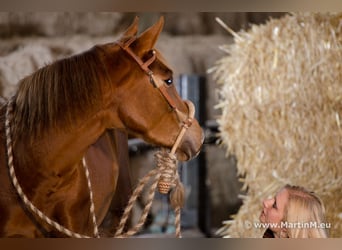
[12, 46, 110, 138]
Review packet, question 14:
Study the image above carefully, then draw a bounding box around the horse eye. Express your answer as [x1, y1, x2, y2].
[164, 77, 173, 85]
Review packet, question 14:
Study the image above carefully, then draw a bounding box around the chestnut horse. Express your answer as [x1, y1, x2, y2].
[0, 17, 203, 237]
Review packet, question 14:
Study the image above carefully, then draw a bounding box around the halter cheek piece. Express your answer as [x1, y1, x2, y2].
[116, 36, 194, 130]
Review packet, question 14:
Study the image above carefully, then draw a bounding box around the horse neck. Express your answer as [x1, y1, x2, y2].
[13, 110, 108, 177]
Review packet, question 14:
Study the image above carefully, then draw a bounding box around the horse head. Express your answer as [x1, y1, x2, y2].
[98, 17, 203, 161]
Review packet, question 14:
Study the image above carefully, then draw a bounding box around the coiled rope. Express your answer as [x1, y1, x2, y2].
[114, 149, 185, 238]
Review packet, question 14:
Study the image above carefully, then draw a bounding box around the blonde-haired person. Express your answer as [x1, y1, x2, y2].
[260, 184, 328, 238]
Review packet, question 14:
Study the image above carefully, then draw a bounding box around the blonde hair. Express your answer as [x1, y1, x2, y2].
[282, 185, 328, 238]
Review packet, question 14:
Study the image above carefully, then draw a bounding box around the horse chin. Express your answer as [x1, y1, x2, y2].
[175, 150, 189, 162]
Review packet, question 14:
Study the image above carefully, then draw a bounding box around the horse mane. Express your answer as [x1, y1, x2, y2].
[11, 46, 110, 138]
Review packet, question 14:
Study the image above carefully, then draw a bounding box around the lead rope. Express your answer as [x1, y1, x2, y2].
[115, 100, 195, 238]
[5, 98, 98, 238]
[82, 158, 100, 237]
[6, 97, 194, 238]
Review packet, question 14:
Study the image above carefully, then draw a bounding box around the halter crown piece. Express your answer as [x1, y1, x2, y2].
[5, 37, 195, 238]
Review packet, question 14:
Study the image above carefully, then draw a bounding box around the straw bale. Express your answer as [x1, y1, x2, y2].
[211, 13, 342, 237]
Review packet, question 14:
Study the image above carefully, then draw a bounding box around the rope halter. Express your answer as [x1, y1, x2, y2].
[113, 38, 197, 237]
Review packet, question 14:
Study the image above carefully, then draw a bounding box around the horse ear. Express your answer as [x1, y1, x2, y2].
[135, 16, 164, 52]
[121, 16, 139, 39]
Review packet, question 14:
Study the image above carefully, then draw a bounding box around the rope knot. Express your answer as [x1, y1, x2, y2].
[155, 149, 185, 209]
[182, 118, 193, 129]
[155, 149, 177, 194]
